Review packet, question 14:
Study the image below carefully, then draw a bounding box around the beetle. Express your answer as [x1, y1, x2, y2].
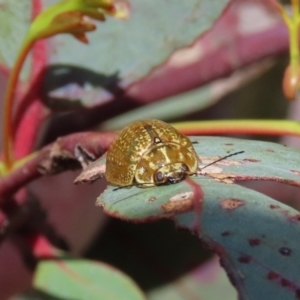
[105, 119, 199, 187]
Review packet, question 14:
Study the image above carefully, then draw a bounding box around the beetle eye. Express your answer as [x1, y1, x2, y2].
[167, 176, 176, 184]
[155, 171, 164, 182]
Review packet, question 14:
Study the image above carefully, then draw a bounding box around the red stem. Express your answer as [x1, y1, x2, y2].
[3, 39, 35, 170]
[0, 131, 116, 205]
[13, 1, 48, 160]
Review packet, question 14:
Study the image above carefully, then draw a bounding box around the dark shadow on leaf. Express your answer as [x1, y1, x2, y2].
[86, 218, 212, 291]
[38, 64, 143, 144]
[20, 288, 78, 300]
[42, 64, 124, 110]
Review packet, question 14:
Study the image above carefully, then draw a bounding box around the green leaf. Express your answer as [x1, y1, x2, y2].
[34, 259, 146, 300]
[28, 0, 127, 43]
[96, 136, 300, 299]
[175, 182, 300, 300]
[45, 0, 231, 108]
[0, 1, 31, 71]
[87, 218, 237, 300]
[147, 257, 237, 300]
[0, 1, 231, 109]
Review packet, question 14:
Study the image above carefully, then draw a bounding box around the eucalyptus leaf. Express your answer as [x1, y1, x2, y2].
[44, 0, 231, 108]
[97, 136, 300, 300]
[34, 259, 145, 300]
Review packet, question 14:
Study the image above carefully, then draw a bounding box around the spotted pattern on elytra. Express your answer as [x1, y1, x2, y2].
[105, 119, 199, 187]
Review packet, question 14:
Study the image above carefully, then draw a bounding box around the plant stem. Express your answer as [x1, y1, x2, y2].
[271, 0, 291, 25]
[289, 0, 300, 70]
[172, 120, 300, 136]
[2, 37, 35, 172]
[292, 0, 299, 16]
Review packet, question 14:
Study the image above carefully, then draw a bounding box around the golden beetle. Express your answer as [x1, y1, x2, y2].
[105, 119, 199, 187]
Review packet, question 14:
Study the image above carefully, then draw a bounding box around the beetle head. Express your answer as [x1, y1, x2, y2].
[154, 163, 192, 185]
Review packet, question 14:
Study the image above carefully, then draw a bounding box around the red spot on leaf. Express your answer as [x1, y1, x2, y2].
[248, 238, 261, 246]
[243, 158, 260, 162]
[221, 231, 230, 236]
[238, 255, 251, 263]
[280, 209, 300, 223]
[270, 204, 280, 209]
[267, 271, 280, 280]
[267, 271, 300, 295]
[265, 149, 274, 153]
[220, 198, 245, 210]
[291, 170, 300, 176]
[289, 214, 300, 222]
[281, 278, 293, 288]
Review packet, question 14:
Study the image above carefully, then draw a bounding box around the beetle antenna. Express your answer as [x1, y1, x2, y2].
[112, 182, 154, 191]
[113, 186, 124, 191]
[201, 150, 244, 171]
[112, 151, 244, 191]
